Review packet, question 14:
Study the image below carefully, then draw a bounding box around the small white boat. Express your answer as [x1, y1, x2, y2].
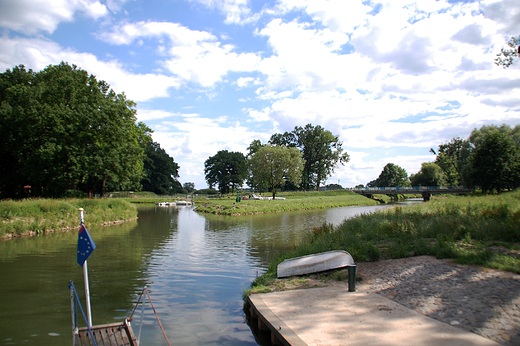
[156, 202, 171, 206]
[277, 250, 355, 278]
[175, 201, 192, 206]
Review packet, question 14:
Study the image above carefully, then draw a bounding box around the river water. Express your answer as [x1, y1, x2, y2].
[0, 202, 418, 346]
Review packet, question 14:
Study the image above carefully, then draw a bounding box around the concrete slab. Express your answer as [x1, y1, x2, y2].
[248, 287, 499, 346]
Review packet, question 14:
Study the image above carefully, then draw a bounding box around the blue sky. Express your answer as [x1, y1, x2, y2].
[1, 0, 519, 190]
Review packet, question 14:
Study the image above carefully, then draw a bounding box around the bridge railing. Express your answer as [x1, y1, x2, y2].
[350, 186, 468, 191]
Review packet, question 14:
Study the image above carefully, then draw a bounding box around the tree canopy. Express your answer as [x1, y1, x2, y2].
[495, 35, 520, 68]
[249, 145, 304, 199]
[1, 63, 144, 197]
[471, 132, 520, 193]
[269, 124, 349, 190]
[375, 163, 409, 187]
[141, 141, 180, 195]
[410, 163, 446, 187]
[0, 62, 180, 198]
[204, 150, 247, 194]
[429, 124, 520, 193]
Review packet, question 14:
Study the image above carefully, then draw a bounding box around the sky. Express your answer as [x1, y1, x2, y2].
[1, 0, 520, 190]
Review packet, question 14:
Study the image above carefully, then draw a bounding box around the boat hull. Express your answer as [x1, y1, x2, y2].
[277, 250, 355, 278]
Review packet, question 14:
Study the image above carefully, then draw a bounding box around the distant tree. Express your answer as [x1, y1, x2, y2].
[183, 182, 195, 193]
[495, 35, 520, 68]
[270, 124, 349, 190]
[141, 141, 180, 195]
[323, 183, 344, 190]
[366, 180, 377, 188]
[410, 163, 446, 186]
[195, 188, 219, 195]
[471, 132, 520, 193]
[204, 150, 247, 194]
[246, 139, 265, 158]
[375, 163, 409, 187]
[249, 145, 304, 199]
[432, 137, 466, 186]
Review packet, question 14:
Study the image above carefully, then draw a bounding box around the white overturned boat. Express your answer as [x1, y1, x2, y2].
[277, 250, 355, 278]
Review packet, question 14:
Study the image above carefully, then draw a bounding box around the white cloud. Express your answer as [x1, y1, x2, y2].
[0, 0, 108, 35]
[0, 36, 180, 102]
[100, 20, 261, 86]
[188, 0, 257, 24]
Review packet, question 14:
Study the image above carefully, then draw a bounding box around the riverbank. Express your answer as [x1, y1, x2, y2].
[249, 190, 520, 293]
[247, 256, 519, 345]
[193, 190, 379, 215]
[0, 198, 137, 240]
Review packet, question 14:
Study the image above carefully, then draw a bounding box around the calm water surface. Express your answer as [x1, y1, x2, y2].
[0, 202, 418, 346]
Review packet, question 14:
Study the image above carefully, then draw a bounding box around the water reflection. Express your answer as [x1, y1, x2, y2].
[0, 202, 415, 346]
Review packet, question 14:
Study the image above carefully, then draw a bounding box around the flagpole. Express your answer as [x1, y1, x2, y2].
[79, 208, 93, 327]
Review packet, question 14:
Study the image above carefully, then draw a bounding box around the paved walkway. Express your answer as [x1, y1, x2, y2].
[247, 256, 520, 345]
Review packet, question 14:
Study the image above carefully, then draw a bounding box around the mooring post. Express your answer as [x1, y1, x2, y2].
[348, 265, 356, 292]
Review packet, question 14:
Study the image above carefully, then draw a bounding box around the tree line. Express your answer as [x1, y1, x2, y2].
[204, 124, 349, 198]
[0, 63, 181, 199]
[366, 124, 520, 193]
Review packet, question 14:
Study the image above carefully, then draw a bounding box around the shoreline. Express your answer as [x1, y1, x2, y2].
[0, 217, 138, 241]
[249, 256, 520, 345]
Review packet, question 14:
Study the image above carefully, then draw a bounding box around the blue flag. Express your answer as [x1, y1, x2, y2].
[77, 224, 96, 267]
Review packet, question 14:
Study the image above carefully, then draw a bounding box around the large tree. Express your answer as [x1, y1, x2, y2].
[0, 63, 147, 198]
[141, 141, 180, 195]
[431, 137, 466, 186]
[410, 163, 446, 187]
[375, 163, 409, 187]
[249, 145, 304, 199]
[204, 150, 247, 194]
[269, 124, 349, 190]
[471, 132, 520, 193]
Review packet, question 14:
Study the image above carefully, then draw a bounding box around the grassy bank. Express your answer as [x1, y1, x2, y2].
[250, 190, 520, 293]
[193, 190, 379, 215]
[0, 198, 137, 239]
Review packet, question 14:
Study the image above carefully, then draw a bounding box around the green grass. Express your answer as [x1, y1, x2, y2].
[194, 190, 378, 215]
[0, 198, 137, 238]
[249, 190, 520, 291]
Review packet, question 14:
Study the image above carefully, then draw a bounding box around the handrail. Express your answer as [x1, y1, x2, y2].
[129, 287, 171, 346]
[69, 281, 98, 346]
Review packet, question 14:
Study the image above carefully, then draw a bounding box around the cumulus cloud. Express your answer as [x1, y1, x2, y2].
[188, 0, 255, 24]
[0, 0, 108, 35]
[100, 20, 261, 86]
[0, 36, 180, 102]
[451, 23, 491, 45]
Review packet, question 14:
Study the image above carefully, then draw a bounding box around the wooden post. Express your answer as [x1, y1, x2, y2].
[348, 265, 356, 292]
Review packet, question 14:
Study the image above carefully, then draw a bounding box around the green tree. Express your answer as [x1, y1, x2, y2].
[495, 35, 520, 68]
[471, 132, 520, 193]
[410, 163, 446, 186]
[249, 145, 304, 199]
[183, 182, 195, 193]
[375, 163, 409, 187]
[141, 142, 180, 195]
[204, 150, 247, 194]
[270, 124, 349, 190]
[0, 62, 147, 198]
[432, 137, 466, 186]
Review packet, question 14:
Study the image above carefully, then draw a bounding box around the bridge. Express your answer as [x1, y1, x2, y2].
[351, 186, 470, 201]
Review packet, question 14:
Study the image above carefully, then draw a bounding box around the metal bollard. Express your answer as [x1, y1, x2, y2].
[348, 265, 356, 292]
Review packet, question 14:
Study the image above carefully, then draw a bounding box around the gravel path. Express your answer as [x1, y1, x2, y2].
[355, 256, 520, 346]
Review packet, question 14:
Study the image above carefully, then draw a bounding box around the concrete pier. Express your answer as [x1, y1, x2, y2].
[247, 287, 499, 346]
